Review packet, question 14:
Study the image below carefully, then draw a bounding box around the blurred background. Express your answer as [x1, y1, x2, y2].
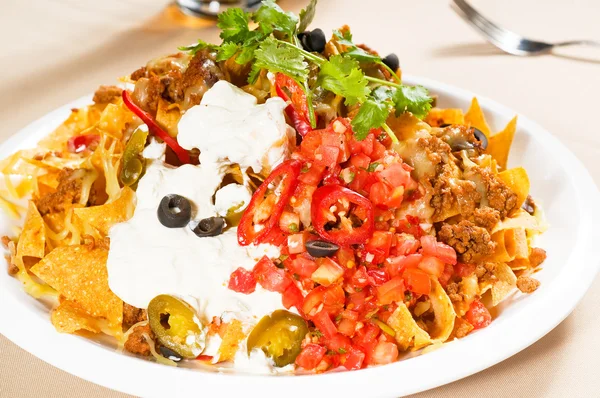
[1, 1, 599, 397]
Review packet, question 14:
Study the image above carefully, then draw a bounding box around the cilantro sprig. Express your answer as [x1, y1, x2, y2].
[179, 0, 432, 144]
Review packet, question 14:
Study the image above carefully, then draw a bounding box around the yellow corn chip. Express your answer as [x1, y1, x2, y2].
[479, 263, 517, 306]
[464, 97, 491, 138]
[156, 98, 181, 137]
[504, 228, 529, 260]
[424, 108, 465, 127]
[73, 186, 135, 236]
[38, 107, 101, 151]
[51, 299, 101, 334]
[427, 277, 456, 342]
[487, 116, 517, 170]
[508, 258, 530, 271]
[17, 201, 45, 259]
[387, 302, 432, 351]
[498, 167, 529, 208]
[30, 245, 123, 328]
[97, 102, 137, 139]
[453, 274, 479, 317]
[217, 320, 245, 362]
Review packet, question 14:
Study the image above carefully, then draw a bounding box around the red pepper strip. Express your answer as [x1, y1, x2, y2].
[311, 185, 374, 246]
[274, 74, 312, 137]
[121, 90, 191, 164]
[67, 134, 100, 153]
[237, 159, 303, 246]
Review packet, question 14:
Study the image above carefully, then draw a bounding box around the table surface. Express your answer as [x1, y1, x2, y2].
[1, 0, 599, 397]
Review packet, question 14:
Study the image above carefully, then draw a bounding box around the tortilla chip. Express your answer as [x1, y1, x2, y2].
[487, 116, 517, 170]
[427, 277, 456, 341]
[217, 319, 245, 362]
[97, 102, 137, 139]
[492, 209, 545, 234]
[0, 193, 24, 219]
[424, 108, 465, 127]
[17, 201, 45, 259]
[479, 263, 517, 306]
[498, 166, 529, 208]
[156, 98, 181, 137]
[73, 186, 135, 236]
[508, 258, 530, 271]
[30, 245, 122, 327]
[38, 107, 101, 151]
[387, 302, 432, 351]
[504, 228, 529, 260]
[51, 299, 101, 334]
[464, 98, 491, 138]
[387, 112, 432, 141]
[453, 274, 479, 317]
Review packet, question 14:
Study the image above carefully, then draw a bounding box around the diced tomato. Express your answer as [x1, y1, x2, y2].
[352, 323, 380, 363]
[252, 256, 292, 293]
[403, 268, 431, 295]
[312, 310, 338, 338]
[282, 283, 304, 311]
[261, 227, 288, 246]
[455, 263, 476, 278]
[311, 257, 345, 286]
[346, 288, 373, 312]
[321, 130, 349, 163]
[300, 130, 323, 160]
[350, 153, 371, 170]
[321, 284, 346, 316]
[370, 140, 387, 160]
[420, 235, 458, 265]
[337, 318, 358, 337]
[386, 254, 423, 277]
[377, 163, 412, 188]
[295, 344, 327, 370]
[349, 266, 370, 288]
[386, 186, 405, 208]
[369, 181, 392, 208]
[228, 267, 257, 294]
[394, 234, 421, 256]
[343, 346, 366, 370]
[326, 333, 352, 353]
[394, 215, 423, 238]
[347, 168, 369, 193]
[287, 232, 306, 254]
[314, 145, 340, 169]
[418, 256, 445, 277]
[349, 132, 375, 156]
[336, 246, 356, 269]
[302, 286, 326, 316]
[370, 341, 399, 365]
[280, 212, 300, 235]
[366, 231, 393, 258]
[321, 164, 343, 186]
[376, 276, 405, 305]
[298, 163, 325, 185]
[67, 134, 100, 153]
[367, 269, 390, 286]
[465, 299, 492, 330]
[439, 264, 454, 287]
[289, 254, 318, 277]
[362, 248, 386, 265]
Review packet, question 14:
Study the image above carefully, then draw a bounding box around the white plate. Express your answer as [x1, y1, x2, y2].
[1, 76, 599, 398]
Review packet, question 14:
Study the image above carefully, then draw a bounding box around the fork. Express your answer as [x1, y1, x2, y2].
[452, 0, 600, 56]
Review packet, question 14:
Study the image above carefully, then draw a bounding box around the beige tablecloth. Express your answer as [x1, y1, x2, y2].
[1, 0, 599, 397]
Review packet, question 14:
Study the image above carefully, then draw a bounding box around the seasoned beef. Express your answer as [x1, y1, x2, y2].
[124, 324, 154, 357]
[438, 220, 495, 262]
[92, 85, 122, 105]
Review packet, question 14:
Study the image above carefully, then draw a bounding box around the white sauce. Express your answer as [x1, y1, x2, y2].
[107, 81, 295, 373]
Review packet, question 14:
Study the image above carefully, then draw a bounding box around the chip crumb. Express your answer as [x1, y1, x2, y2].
[517, 276, 540, 294]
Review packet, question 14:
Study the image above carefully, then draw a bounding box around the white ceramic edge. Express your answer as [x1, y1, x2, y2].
[1, 76, 599, 398]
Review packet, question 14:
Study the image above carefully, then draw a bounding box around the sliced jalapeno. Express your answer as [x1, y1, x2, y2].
[246, 310, 309, 367]
[120, 128, 148, 187]
[147, 294, 205, 359]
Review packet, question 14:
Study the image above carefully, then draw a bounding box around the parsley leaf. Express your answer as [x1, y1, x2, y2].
[298, 0, 318, 32]
[367, 162, 380, 172]
[235, 43, 259, 64]
[351, 86, 393, 139]
[333, 29, 381, 63]
[218, 8, 253, 43]
[254, 0, 298, 38]
[178, 40, 218, 55]
[318, 55, 369, 105]
[392, 85, 433, 119]
[252, 37, 309, 82]
[216, 42, 240, 62]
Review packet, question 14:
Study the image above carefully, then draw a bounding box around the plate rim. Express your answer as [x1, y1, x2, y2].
[1, 75, 599, 398]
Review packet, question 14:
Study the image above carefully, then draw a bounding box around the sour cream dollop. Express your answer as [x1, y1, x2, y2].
[107, 82, 295, 369]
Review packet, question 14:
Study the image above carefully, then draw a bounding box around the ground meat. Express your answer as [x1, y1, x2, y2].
[7, 258, 18, 276]
[1, 236, 10, 249]
[123, 303, 147, 327]
[436, 125, 484, 155]
[529, 248, 547, 268]
[446, 282, 463, 302]
[472, 207, 501, 230]
[124, 324, 154, 357]
[438, 220, 495, 262]
[453, 318, 474, 338]
[464, 166, 518, 219]
[517, 276, 540, 293]
[34, 169, 86, 216]
[130, 66, 147, 81]
[92, 85, 122, 104]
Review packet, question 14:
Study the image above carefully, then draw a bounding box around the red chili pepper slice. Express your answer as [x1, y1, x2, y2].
[275, 74, 313, 137]
[237, 159, 303, 246]
[121, 90, 191, 164]
[311, 185, 374, 246]
[67, 134, 100, 153]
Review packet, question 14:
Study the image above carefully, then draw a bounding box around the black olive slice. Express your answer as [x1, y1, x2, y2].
[522, 195, 536, 215]
[157, 194, 192, 228]
[191, 216, 225, 238]
[298, 29, 326, 53]
[159, 346, 183, 362]
[305, 240, 340, 258]
[382, 53, 400, 71]
[472, 127, 488, 150]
